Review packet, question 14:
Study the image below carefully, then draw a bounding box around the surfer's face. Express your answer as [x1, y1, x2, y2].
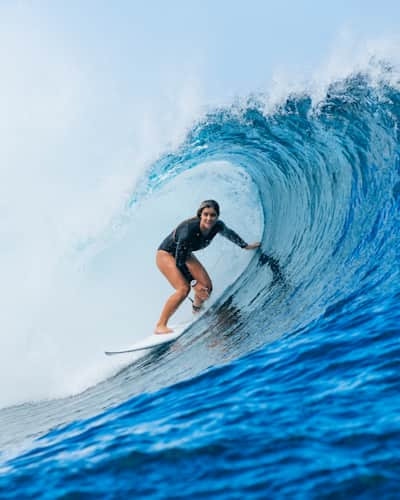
[200, 208, 218, 231]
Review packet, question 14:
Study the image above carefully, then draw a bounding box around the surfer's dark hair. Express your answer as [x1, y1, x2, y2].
[197, 200, 220, 218]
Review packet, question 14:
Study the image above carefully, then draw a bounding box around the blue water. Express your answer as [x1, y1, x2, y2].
[1, 72, 400, 498]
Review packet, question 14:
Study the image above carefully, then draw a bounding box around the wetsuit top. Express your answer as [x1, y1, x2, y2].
[158, 217, 248, 283]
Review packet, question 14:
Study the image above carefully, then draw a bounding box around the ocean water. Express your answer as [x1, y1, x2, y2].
[1, 65, 400, 498]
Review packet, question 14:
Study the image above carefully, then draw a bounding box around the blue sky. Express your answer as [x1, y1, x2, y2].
[4, 0, 399, 102]
[43, 2, 400, 87]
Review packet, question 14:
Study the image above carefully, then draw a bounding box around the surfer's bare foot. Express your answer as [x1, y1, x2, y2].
[155, 324, 174, 334]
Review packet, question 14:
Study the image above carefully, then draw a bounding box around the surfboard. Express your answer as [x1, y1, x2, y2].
[104, 323, 189, 356]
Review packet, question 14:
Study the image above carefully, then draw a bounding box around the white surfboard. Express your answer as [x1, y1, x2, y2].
[104, 323, 190, 356]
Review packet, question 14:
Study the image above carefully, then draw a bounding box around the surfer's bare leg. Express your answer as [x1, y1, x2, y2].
[155, 250, 190, 333]
[186, 254, 213, 311]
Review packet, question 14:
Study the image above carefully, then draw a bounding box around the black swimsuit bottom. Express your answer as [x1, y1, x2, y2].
[158, 217, 247, 283]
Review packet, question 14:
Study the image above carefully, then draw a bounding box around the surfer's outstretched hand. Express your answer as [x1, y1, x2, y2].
[245, 242, 261, 250]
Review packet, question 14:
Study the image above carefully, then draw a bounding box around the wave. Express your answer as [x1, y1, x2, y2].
[1, 65, 399, 413]
[141, 68, 400, 341]
[1, 61, 400, 498]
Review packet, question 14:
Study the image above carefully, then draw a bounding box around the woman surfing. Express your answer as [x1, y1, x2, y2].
[155, 200, 260, 333]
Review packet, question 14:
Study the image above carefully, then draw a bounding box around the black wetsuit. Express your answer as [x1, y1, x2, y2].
[158, 217, 248, 283]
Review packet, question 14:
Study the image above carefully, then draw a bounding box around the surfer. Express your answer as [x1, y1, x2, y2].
[155, 200, 260, 333]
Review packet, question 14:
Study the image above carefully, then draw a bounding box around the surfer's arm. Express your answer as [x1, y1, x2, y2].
[175, 229, 194, 283]
[219, 222, 249, 248]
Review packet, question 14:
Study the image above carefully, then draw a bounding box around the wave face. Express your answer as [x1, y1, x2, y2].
[1, 73, 400, 498]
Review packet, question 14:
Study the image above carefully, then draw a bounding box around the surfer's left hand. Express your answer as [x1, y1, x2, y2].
[245, 242, 261, 250]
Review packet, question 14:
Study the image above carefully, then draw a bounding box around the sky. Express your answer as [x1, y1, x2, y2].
[2, 0, 400, 103]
